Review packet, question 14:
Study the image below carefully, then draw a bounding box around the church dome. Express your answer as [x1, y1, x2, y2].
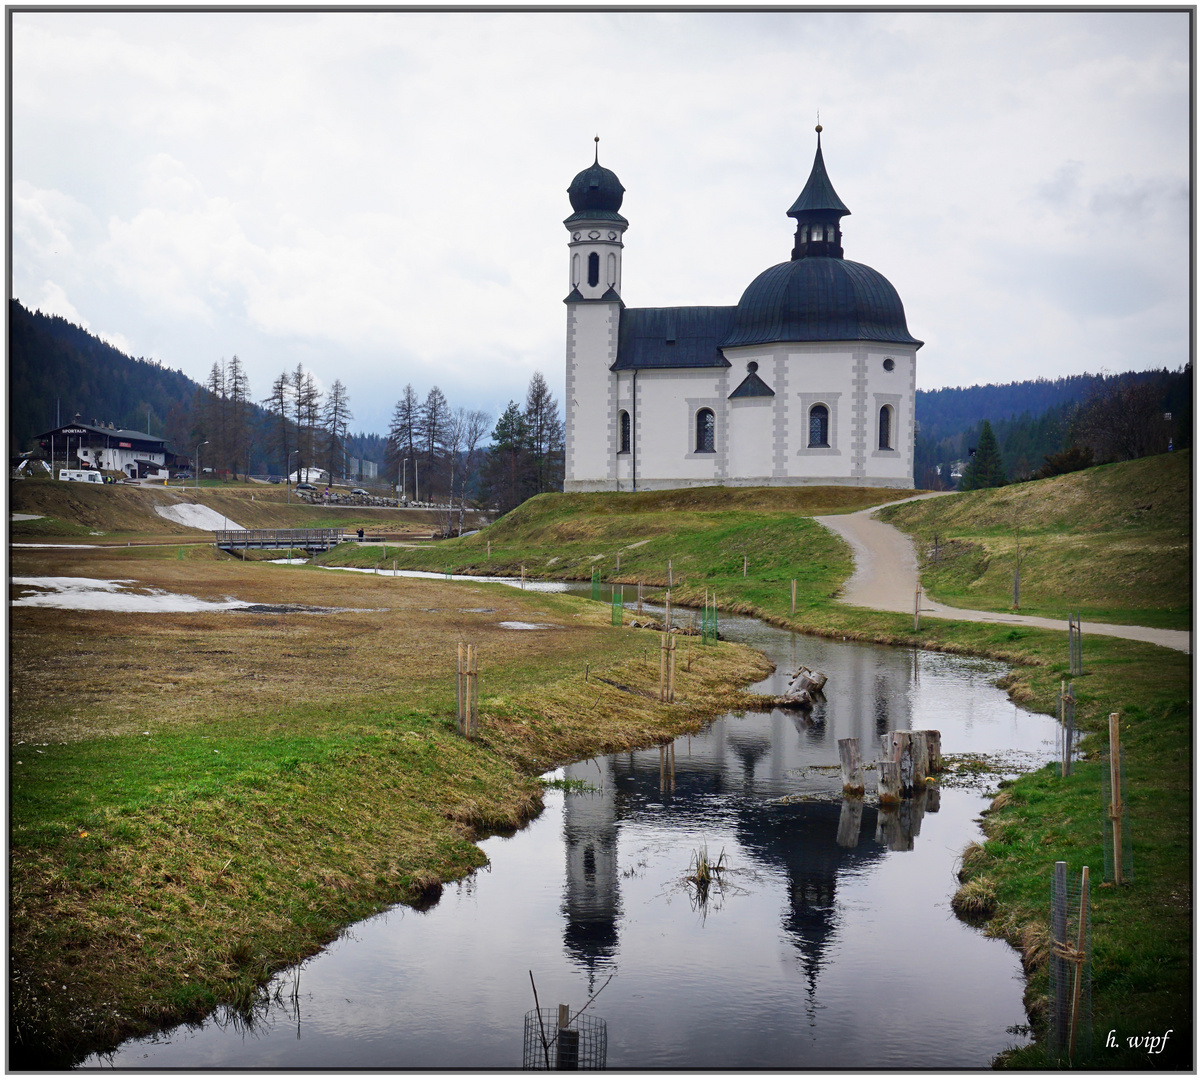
[721, 257, 923, 348]
[567, 160, 625, 214]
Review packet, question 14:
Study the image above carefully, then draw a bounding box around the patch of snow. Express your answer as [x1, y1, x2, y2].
[497, 621, 556, 630]
[154, 504, 244, 531]
[12, 543, 101, 549]
[268, 558, 309, 565]
[11, 513, 43, 521]
[11, 576, 255, 613]
[317, 566, 573, 592]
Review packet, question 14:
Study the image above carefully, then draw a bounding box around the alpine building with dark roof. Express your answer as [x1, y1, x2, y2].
[563, 127, 921, 491]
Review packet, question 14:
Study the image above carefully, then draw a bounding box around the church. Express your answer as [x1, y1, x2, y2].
[563, 128, 922, 492]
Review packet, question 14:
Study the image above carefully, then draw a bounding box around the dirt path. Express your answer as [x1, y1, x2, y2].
[815, 494, 1191, 654]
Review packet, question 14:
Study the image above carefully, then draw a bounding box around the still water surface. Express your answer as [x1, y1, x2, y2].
[86, 604, 1056, 1069]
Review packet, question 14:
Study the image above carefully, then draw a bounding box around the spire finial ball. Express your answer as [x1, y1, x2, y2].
[815, 124, 823, 133]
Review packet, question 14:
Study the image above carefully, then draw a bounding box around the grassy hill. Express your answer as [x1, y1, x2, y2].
[878, 451, 1190, 629]
[9, 475, 473, 539]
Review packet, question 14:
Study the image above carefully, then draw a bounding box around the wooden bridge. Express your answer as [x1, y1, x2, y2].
[214, 528, 348, 553]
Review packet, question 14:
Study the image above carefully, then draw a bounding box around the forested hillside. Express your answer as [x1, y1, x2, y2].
[10, 300, 203, 456]
[914, 368, 1191, 487]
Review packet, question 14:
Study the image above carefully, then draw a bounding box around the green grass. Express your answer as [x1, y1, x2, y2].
[879, 451, 1190, 629]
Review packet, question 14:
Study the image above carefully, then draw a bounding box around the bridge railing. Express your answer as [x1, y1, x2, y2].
[213, 528, 347, 547]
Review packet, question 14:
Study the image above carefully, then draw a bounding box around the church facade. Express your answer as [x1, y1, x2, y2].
[563, 129, 922, 492]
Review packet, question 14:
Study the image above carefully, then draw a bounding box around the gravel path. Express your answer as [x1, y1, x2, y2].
[815, 493, 1190, 655]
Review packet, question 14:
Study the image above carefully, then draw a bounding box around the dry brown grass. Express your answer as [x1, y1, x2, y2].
[10, 542, 772, 1065]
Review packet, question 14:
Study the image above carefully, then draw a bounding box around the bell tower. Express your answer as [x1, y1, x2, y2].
[564, 138, 628, 491]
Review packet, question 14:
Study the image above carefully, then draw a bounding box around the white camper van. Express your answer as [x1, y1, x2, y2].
[58, 469, 104, 484]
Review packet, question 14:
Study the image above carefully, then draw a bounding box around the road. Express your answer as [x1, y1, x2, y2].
[815, 493, 1191, 655]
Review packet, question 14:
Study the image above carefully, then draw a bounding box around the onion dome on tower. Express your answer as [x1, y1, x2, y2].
[722, 126, 922, 350]
[565, 138, 628, 226]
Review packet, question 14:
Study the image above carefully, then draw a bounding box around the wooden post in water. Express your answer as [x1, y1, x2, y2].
[790, 578, 797, 617]
[838, 738, 864, 797]
[878, 761, 902, 805]
[910, 731, 930, 786]
[917, 730, 942, 773]
[1108, 712, 1124, 886]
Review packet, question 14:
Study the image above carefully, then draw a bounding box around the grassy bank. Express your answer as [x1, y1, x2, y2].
[11, 545, 771, 1066]
[878, 451, 1190, 630]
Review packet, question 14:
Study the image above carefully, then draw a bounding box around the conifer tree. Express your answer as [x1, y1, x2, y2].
[959, 419, 1006, 490]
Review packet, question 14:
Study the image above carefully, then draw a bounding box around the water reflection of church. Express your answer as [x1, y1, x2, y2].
[559, 640, 937, 989]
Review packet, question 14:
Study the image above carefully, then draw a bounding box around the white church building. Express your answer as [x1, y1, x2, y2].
[563, 128, 922, 492]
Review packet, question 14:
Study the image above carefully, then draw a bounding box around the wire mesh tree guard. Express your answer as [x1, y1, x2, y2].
[523, 1008, 608, 1070]
[1048, 861, 1092, 1065]
[611, 586, 623, 626]
[1068, 611, 1083, 676]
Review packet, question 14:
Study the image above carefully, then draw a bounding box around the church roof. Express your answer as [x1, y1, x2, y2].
[566, 144, 627, 224]
[787, 130, 850, 219]
[721, 257, 923, 349]
[612, 306, 735, 371]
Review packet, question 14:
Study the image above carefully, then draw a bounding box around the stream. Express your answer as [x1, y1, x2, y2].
[85, 589, 1057, 1069]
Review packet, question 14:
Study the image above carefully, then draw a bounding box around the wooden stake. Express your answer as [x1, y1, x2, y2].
[521, 564, 526, 589]
[665, 589, 672, 631]
[790, 578, 797, 616]
[913, 583, 921, 631]
[487, 540, 491, 561]
[616, 552, 620, 573]
[1068, 865, 1089, 1061]
[667, 634, 676, 703]
[668, 559, 673, 587]
[637, 579, 644, 617]
[1108, 712, 1123, 885]
[743, 554, 748, 578]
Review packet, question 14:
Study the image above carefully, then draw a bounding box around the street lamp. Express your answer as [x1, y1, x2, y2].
[288, 449, 301, 504]
[195, 441, 209, 492]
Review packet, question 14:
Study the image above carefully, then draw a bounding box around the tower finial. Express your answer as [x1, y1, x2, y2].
[594, 134, 600, 165]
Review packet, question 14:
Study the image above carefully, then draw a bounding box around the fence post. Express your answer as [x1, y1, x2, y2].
[790, 578, 797, 617]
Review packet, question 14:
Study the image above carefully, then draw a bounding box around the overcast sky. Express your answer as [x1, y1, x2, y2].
[11, 9, 1190, 438]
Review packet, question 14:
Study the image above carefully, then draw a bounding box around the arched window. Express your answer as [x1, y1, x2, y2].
[618, 410, 630, 454]
[696, 408, 715, 453]
[607, 252, 617, 287]
[587, 252, 600, 288]
[571, 253, 580, 287]
[809, 404, 829, 448]
[878, 406, 892, 450]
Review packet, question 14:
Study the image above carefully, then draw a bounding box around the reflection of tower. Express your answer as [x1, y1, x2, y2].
[561, 759, 621, 980]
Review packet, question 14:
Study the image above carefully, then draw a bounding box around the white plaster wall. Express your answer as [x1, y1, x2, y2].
[635, 369, 726, 485]
[726, 399, 775, 480]
[564, 301, 621, 489]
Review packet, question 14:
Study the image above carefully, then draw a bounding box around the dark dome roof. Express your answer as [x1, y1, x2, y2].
[721, 257, 923, 349]
[567, 161, 625, 215]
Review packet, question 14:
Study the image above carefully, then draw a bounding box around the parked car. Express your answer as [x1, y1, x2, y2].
[351, 488, 369, 496]
[268, 475, 282, 484]
[296, 482, 317, 491]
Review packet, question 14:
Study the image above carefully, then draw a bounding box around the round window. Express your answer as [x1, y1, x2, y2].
[883, 358, 895, 372]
